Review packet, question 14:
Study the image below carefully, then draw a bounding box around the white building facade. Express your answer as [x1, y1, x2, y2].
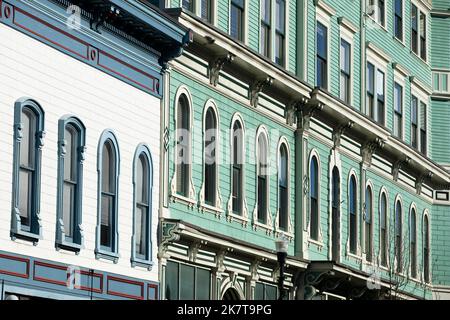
[0, 0, 189, 300]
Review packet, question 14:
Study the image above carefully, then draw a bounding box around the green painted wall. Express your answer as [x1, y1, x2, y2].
[431, 99, 450, 164]
[432, 205, 450, 287]
[431, 16, 450, 70]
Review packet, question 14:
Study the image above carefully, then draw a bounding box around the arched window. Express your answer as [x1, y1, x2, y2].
[278, 143, 288, 231]
[331, 167, 340, 261]
[204, 107, 218, 206]
[309, 156, 319, 240]
[132, 145, 153, 267]
[365, 185, 373, 262]
[395, 199, 402, 272]
[349, 175, 357, 254]
[11, 99, 45, 242]
[410, 207, 417, 278]
[257, 132, 268, 224]
[96, 130, 120, 261]
[424, 214, 430, 283]
[56, 116, 86, 251]
[176, 94, 191, 197]
[231, 119, 244, 214]
[380, 192, 388, 267]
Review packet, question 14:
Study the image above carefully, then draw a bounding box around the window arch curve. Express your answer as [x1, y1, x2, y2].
[202, 100, 221, 208]
[394, 195, 403, 273]
[379, 187, 389, 267]
[364, 181, 374, 262]
[348, 170, 358, 255]
[410, 203, 418, 279]
[11, 98, 45, 243]
[173, 86, 194, 199]
[230, 113, 246, 217]
[132, 144, 154, 268]
[96, 130, 120, 262]
[56, 115, 86, 251]
[255, 126, 270, 226]
[277, 138, 290, 232]
[308, 149, 321, 241]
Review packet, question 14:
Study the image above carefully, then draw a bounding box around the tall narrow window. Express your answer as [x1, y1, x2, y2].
[309, 156, 319, 240]
[367, 63, 375, 119]
[230, 0, 244, 41]
[231, 120, 244, 214]
[411, 96, 418, 149]
[204, 107, 217, 206]
[420, 102, 427, 155]
[376, 69, 385, 125]
[182, 0, 194, 12]
[331, 167, 340, 261]
[274, 0, 285, 66]
[380, 192, 387, 267]
[349, 175, 357, 254]
[410, 208, 417, 278]
[394, 0, 403, 40]
[278, 144, 288, 231]
[96, 131, 120, 261]
[411, 4, 418, 54]
[394, 82, 403, 138]
[377, 0, 385, 26]
[395, 200, 402, 273]
[200, 0, 212, 22]
[12, 100, 45, 242]
[316, 22, 328, 89]
[340, 39, 351, 104]
[257, 133, 268, 224]
[419, 12, 426, 60]
[424, 215, 430, 283]
[365, 186, 373, 262]
[176, 94, 191, 197]
[132, 145, 153, 267]
[260, 0, 271, 58]
[56, 116, 85, 251]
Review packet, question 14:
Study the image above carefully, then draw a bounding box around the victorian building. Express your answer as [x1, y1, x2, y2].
[0, 0, 189, 299]
[158, 0, 450, 300]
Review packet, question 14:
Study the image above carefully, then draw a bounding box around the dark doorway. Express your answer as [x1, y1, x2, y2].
[222, 288, 241, 301]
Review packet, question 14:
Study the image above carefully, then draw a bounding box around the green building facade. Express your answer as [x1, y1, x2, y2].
[157, 0, 450, 299]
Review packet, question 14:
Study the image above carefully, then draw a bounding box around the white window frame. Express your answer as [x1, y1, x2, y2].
[307, 149, 323, 246]
[229, 0, 249, 45]
[275, 137, 293, 238]
[410, 0, 429, 63]
[411, 83, 430, 156]
[393, 0, 405, 44]
[433, 70, 450, 94]
[378, 187, 390, 270]
[367, 0, 387, 29]
[366, 48, 389, 126]
[393, 69, 406, 141]
[315, 6, 332, 91]
[339, 22, 355, 106]
[346, 169, 362, 259]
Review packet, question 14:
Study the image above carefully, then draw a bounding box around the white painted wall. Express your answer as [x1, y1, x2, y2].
[0, 24, 160, 282]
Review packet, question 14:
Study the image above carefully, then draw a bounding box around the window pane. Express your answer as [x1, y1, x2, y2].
[63, 182, 75, 238]
[261, 24, 270, 57]
[136, 205, 147, 257]
[275, 33, 284, 66]
[20, 109, 36, 167]
[64, 125, 77, 181]
[275, 0, 285, 33]
[102, 142, 114, 193]
[196, 268, 211, 300]
[258, 176, 267, 223]
[177, 96, 189, 197]
[179, 264, 195, 300]
[19, 169, 32, 227]
[182, 0, 194, 12]
[201, 0, 212, 22]
[255, 283, 264, 300]
[261, 0, 270, 23]
[265, 285, 277, 300]
[316, 22, 327, 59]
[165, 261, 179, 300]
[101, 194, 113, 248]
[137, 154, 148, 204]
[230, 4, 243, 41]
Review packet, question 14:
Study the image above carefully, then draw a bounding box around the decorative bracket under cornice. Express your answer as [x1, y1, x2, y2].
[90, 4, 120, 33]
[332, 121, 354, 148]
[208, 53, 235, 86]
[249, 76, 274, 107]
[361, 138, 385, 166]
[158, 221, 184, 259]
[286, 97, 309, 126]
[296, 102, 324, 131]
[416, 171, 434, 195]
[392, 157, 411, 181]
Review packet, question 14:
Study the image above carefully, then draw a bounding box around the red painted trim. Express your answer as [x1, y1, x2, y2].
[0, 253, 30, 279]
[33, 261, 68, 287]
[98, 50, 156, 93]
[79, 270, 103, 294]
[107, 276, 145, 300]
[13, 6, 89, 59]
[147, 283, 159, 300]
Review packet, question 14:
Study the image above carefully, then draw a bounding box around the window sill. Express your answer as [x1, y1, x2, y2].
[366, 16, 387, 33]
[170, 193, 197, 207]
[95, 249, 119, 263]
[199, 202, 223, 217]
[411, 50, 429, 66]
[131, 258, 154, 271]
[226, 211, 249, 227]
[11, 230, 41, 245]
[393, 35, 406, 47]
[252, 220, 273, 235]
[308, 238, 324, 249]
[276, 229, 294, 241]
[346, 252, 362, 261]
[56, 241, 82, 254]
